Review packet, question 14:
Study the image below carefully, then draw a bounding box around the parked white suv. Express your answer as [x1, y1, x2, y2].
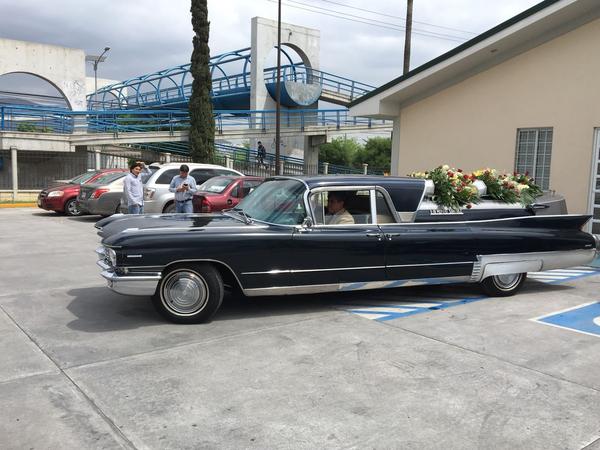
[143, 163, 243, 213]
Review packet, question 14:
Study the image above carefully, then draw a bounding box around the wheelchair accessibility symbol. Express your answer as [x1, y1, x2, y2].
[532, 302, 600, 337]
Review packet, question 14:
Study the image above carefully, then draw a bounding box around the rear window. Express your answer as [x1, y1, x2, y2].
[94, 172, 126, 184]
[71, 171, 98, 184]
[199, 177, 235, 193]
[155, 169, 180, 185]
[190, 168, 239, 184]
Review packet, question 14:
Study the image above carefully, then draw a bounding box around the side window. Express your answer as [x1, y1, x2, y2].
[375, 191, 396, 224]
[230, 184, 240, 198]
[155, 169, 179, 185]
[309, 190, 372, 225]
[190, 169, 214, 184]
[241, 180, 261, 197]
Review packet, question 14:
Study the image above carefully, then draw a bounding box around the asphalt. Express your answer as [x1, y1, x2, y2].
[1, 208, 600, 450]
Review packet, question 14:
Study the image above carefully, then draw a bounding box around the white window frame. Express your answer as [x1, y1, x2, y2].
[515, 127, 553, 190]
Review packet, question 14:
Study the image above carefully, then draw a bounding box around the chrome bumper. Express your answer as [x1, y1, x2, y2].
[96, 246, 161, 296]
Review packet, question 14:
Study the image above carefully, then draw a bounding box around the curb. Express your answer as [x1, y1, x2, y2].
[0, 203, 37, 208]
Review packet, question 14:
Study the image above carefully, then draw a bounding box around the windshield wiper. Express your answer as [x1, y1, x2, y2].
[226, 207, 253, 225]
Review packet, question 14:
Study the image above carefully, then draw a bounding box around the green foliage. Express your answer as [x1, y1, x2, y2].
[189, 0, 215, 163]
[16, 123, 51, 133]
[318, 137, 361, 167]
[319, 137, 391, 171]
[353, 137, 391, 170]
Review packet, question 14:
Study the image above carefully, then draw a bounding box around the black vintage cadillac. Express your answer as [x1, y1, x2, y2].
[95, 176, 600, 323]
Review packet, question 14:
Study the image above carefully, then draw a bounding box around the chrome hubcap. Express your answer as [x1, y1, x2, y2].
[162, 271, 208, 315]
[68, 201, 80, 215]
[494, 273, 521, 290]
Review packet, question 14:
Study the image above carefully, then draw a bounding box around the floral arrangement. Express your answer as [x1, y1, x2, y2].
[410, 165, 543, 210]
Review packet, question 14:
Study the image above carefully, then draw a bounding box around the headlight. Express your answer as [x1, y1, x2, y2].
[106, 248, 117, 266]
[47, 191, 64, 197]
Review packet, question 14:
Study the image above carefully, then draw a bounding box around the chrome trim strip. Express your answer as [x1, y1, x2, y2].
[241, 265, 386, 275]
[127, 254, 143, 258]
[95, 246, 106, 257]
[96, 260, 110, 271]
[387, 261, 473, 268]
[101, 270, 161, 296]
[242, 276, 471, 297]
[378, 213, 591, 227]
[470, 249, 596, 282]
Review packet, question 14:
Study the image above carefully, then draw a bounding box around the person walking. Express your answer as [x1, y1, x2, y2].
[123, 161, 151, 214]
[257, 141, 266, 166]
[169, 164, 197, 213]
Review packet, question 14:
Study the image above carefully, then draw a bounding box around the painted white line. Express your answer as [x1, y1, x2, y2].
[530, 320, 600, 339]
[392, 302, 442, 308]
[349, 306, 415, 313]
[352, 312, 389, 320]
[543, 270, 593, 275]
[530, 301, 599, 322]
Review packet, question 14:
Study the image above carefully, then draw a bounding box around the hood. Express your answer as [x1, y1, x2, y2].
[97, 212, 253, 240]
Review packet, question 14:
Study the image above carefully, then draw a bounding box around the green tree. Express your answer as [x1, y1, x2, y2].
[189, 0, 215, 162]
[353, 137, 391, 171]
[318, 137, 361, 166]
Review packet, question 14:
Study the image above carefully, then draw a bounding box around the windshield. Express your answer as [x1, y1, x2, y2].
[237, 179, 306, 225]
[70, 171, 98, 185]
[199, 177, 235, 193]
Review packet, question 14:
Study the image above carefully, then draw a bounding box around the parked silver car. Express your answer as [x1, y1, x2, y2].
[143, 163, 243, 213]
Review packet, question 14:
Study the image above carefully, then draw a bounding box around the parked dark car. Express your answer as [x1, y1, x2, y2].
[192, 176, 264, 213]
[95, 176, 600, 324]
[37, 168, 127, 216]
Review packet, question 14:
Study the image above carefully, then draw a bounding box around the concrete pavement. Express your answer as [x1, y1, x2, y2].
[1, 208, 600, 449]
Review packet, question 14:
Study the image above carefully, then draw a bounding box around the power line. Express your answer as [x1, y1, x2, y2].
[265, 0, 467, 42]
[313, 0, 478, 36]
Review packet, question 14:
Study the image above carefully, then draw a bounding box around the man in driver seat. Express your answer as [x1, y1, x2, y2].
[326, 192, 355, 225]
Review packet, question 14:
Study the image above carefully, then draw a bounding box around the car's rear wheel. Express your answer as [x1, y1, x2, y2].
[163, 202, 176, 213]
[480, 273, 526, 296]
[64, 198, 83, 216]
[153, 263, 224, 324]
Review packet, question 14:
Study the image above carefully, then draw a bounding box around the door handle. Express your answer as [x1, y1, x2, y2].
[366, 233, 383, 241]
[385, 233, 401, 240]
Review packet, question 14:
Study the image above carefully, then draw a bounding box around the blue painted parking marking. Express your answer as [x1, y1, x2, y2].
[532, 302, 600, 338]
[343, 266, 600, 322]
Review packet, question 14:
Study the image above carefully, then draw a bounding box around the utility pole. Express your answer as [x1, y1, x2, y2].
[403, 0, 413, 75]
[275, 0, 282, 175]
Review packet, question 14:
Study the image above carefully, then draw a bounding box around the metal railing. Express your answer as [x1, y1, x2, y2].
[0, 105, 388, 135]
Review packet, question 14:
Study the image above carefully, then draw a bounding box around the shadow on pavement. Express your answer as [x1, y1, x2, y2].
[65, 281, 574, 332]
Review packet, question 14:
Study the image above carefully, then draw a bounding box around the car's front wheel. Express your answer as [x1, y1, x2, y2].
[163, 202, 176, 213]
[153, 263, 224, 324]
[480, 273, 526, 296]
[64, 198, 83, 216]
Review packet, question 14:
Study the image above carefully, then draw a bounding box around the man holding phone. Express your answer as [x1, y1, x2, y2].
[168, 164, 197, 213]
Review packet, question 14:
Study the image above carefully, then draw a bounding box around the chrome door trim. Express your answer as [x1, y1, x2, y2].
[242, 276, 471, 297]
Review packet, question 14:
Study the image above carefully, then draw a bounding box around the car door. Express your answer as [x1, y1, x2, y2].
[290, 188, 386, 288]
[377, 190, 476, 280]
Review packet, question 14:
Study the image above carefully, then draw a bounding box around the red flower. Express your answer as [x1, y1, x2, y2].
[448, 171, 454, 177]
[457, 169, 463, 173]
[466, 204, 472, 209]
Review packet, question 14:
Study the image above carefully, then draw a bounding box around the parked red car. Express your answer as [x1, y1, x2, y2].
[37, 168, 127, 216]
[192, 176, 264, 213]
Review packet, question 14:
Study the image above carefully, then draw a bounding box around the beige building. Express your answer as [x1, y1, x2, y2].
[349, 0, 600, 233]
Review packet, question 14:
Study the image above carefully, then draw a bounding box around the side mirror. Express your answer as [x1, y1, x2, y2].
[301, 216, 314, 228]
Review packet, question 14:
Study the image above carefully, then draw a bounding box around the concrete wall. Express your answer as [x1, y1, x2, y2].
[0, 38, 87, 111]
[395, 17, 600, 214]
[250, 17, 320, 157]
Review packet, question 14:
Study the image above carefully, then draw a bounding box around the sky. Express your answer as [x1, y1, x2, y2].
[0, 0, 543, 92]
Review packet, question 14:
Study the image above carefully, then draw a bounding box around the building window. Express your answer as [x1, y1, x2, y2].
[515, 128, 553, 190]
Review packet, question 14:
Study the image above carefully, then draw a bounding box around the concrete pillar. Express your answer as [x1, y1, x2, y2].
[363, 163, 368, 175]
[304, 134, 326, 175]
[323, 162, 329, 174]
[10, 147, 17, 201]
[225, 155, 232, 169]
[279, 160, 285, 175]
[164, 153, 171, 163]
[94, 147, 102, 170]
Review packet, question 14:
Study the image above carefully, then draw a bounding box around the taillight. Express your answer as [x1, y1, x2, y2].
[201, 198, 212, 213]
[92, 188, 110, 199]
